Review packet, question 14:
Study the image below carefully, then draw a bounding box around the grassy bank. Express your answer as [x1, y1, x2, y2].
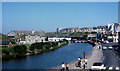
[2, 40, 69, 61]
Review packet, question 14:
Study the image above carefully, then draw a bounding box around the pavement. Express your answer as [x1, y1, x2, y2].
[86, 45, 103, 69]
[56, 45, 103, 69]
[56, 42, 120, 70]
[102, 49, 120, 70]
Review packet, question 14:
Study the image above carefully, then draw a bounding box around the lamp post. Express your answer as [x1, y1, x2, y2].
[83, 52, 86, 69]
[83, 52, 86, 58]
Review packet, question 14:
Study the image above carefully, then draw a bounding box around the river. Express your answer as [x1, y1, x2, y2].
[2, 43, 93, 69]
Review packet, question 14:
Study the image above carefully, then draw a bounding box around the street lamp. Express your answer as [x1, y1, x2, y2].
[83, 51, 86, 69]
[83, 52, 86, 58]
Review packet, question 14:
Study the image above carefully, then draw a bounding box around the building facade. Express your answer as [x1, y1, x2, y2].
[108, 23, 119, 34]
[48, 36, 71, 42]
[25, 35, 46, 44]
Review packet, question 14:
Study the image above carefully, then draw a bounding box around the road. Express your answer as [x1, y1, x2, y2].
[102, 47, 120, 70]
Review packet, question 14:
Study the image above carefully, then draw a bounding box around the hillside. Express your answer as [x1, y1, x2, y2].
[0, 33, 10, 40]
[45, 32, 96, 37]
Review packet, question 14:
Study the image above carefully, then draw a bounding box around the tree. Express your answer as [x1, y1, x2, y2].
[31, 43, 43, 50]
[29, 45, 35, 51]
[43, 42, 51, 49]
[2, 48, 9, 55]
[13, 45, 27, 56]
[51, 42, 58, 47]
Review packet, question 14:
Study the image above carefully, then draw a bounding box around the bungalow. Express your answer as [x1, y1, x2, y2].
[0, 40, 13, 48]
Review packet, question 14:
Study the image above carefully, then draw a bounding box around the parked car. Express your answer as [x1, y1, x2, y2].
[90, 62, 104, 71]
[106, 41, 109, 43]
[102, 46, 107, 50]
[108, 46, 113, 50]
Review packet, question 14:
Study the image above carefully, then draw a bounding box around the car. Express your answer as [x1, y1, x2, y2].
[108, 46, 113, 49]
[102, 46, 107, 50]
[90, 62, 104, 70]
[106, 41, 109, 43]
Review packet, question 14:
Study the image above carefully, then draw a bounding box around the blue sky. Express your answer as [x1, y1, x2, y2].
[2, 2, 118, 34]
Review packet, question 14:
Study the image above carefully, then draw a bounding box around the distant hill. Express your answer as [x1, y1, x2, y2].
[0, 33, 10, 40]
[45, 32, 96, 37]
[45, 32, 70, 37]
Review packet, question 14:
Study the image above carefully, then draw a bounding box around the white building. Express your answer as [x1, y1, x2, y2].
[25, 35, 46, 44]
[108, 23, 119, 34]
[7, 30, 45, 44]
[113, 34, 119, 42]
[113, 24, 120, 42]
[48, 36, 71, 42]
[87, 34, 97, 40]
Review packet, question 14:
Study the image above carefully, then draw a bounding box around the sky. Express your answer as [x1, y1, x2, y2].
[1, 0, 120, 2]
[2, 2, 118, 34]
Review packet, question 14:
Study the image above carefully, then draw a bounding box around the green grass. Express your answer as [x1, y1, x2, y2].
[25, 44, 31, 48]
[0, 33, 10, 40]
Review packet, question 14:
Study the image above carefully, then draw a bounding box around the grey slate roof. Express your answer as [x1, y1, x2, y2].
[0, 41, 10, 45]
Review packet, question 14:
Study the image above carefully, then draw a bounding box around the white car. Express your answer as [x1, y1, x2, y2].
[103, 46, 107, 50]
[106, 41, 109, 43]
[108, 46, 113, 49]
[91, 62, 104, 70]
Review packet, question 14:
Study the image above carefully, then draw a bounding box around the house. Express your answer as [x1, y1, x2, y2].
[25, 35, 46, 44]
[48, 36, 71, 42]
[0, 40, 13, 48]
[113, 33, 119, 42]
[7, 30, 45, 44]
[108, 23, 120, 42]
[87, 34, 97, 40]
[108, 23, 119, 34]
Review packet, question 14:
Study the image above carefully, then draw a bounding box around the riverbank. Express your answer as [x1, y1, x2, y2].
[3, 43, 93, 69]
[2, 40, 69, 61]
[55, 44, 103, 69]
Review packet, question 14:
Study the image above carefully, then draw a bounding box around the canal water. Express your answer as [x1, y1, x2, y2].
[2, 43, 93, 69]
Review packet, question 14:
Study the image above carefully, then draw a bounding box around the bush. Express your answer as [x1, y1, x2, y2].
[2, 49, 9, 55]
[16, 54, 25, 58]
[13, 45, 27, 55]
[51, 42, 58, 47]
[2, 55, 14, 61]
[30, 43, 43, 50]
[2, 45, 8, 48]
